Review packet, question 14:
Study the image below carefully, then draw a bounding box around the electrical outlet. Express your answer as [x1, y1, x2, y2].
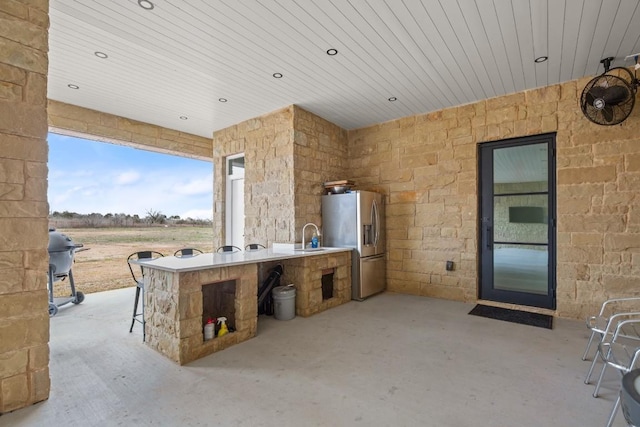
[446, 261, 454, 271]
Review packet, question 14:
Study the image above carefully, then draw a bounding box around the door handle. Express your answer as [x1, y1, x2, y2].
[485, 225, 492, 250]
[372, 200, 380, 247]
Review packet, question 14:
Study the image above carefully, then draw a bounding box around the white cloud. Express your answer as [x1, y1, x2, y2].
[49, 169, 94, 179]
[180, 208, 213, 220]
[51, 177, 214, 219]
[114, 171, 141, 185]
[50, 185, 92, 206]
[48, 135, 213, 218]
[171, 174, 214, 196]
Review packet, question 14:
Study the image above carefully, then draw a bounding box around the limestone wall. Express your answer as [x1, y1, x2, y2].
[348, 78, 640, 319]
[144, 264, 258, 365]
[212, 105, 348, 248]
[292, 106, 349, 239]
[281, 251, 351, 317]
[0, 0, 51, 413]
[212, 106, 295, 248]
[48, 100, 212, 160]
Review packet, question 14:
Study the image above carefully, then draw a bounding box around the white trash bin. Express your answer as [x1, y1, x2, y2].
[272, 285, 296, 320]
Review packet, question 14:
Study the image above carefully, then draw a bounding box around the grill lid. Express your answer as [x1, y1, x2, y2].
[48, 228, 82, 253]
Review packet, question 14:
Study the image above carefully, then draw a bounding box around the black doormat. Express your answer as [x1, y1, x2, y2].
[468, 304, 553, 329]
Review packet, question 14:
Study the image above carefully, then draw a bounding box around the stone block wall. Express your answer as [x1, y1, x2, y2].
[144, 263, 258, 365]
[348, 77, 640, 319]
[292, 106, 349, 239]
[281, 251, 351, 317]
[212, 106, 296, 248]
[212, 105, 349, 247]
[0, 0, 51, 413]
[0, 0, 49, 414]
[48, 100, 212, 160]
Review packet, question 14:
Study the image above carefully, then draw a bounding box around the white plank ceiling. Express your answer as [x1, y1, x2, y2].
[47, 0, 640, 138]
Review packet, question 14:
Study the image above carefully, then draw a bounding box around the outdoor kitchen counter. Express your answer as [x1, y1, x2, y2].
[130, 247, 351, 272]
[134, 247, 352, 365]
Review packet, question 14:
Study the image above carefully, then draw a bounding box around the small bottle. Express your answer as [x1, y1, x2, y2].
[217, 317, 229, 337]
[204, 318, 215, 341]
[311, 231, 319, 248]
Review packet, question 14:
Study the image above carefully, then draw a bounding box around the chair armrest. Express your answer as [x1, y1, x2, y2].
[599, 297, 640, 316]
[586, 315, 601, 329]
[601, 312, 640, 337]
[630, 346, 640, 369]
[612, 318, 640, 341]
[590, 311, 640, 331]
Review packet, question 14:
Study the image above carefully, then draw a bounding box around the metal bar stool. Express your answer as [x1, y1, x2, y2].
[245, 243, 266, 251]
[174, 248, 203, 257]
[127, 250, 164, 341]
[217, 245, 242, 253]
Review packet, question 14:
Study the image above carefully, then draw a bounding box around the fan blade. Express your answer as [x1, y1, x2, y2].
[602, 106, 615, 123]
[587, 86, 606, 107]
[603, 85, 630, 105]
[588, 86, 607, 98]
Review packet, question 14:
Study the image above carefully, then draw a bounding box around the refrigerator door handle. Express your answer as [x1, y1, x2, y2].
[372, 199, 380, 247]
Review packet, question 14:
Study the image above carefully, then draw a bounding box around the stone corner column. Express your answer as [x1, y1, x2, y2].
[0, 0, 51, 413]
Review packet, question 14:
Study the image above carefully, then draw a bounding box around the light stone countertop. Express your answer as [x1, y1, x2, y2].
[129, 247, 352, 273]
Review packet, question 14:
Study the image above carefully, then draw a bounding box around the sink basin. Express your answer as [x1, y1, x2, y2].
[272, 243, 327, 253]
[272, 243, 297, 252]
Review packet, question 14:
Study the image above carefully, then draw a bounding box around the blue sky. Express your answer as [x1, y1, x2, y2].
[47, 133, 214, 220]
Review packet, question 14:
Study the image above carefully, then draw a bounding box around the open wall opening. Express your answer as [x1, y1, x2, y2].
[47, 131, 215, 301]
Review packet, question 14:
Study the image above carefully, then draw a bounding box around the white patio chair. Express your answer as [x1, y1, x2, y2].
[582, 297, 640, 361]
[585, 314, 640, 387]
[587, 319, 640, 427]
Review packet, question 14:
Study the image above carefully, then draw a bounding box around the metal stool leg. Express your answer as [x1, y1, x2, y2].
[141, 286, 145, 342]
[128, 251, 163, 341]
[583, 329, 598, 360]
[593, 360, 608, 397]
[130, 286, 141, 333]
[606, 395, 621, 427]
[586, 349, 602, 384]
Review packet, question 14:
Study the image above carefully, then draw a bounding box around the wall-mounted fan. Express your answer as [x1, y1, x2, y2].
[580, 57, 639, 126]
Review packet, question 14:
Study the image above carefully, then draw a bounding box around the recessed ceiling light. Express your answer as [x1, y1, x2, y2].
[273, 73, 283, 78]
[94, 51, 108, 59]
[67, 84, 79, 89]
[219, 98, 228, 103]
[388, 97, 397, 102]
[138, 0, 154, 10]
[179, 116, 188, 120]
[326, 48, 338, 56]
[534, 56, 548, 63]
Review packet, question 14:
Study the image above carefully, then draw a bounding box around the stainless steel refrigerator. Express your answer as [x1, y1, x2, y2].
[322, 190, 385, 300]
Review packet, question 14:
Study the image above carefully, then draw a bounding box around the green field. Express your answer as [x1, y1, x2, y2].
[53, 226, 214, 295]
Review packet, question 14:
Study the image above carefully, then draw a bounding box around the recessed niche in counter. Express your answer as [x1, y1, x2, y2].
[202, 280, 236, 335]
[322, 268, 335, 300]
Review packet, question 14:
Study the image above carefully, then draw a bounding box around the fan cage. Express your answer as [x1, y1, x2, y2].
[580, 70, 636, 126]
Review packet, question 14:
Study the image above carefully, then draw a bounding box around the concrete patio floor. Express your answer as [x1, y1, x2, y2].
[0, 288, 627, 426]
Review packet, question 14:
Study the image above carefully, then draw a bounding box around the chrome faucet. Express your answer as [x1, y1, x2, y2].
[301, 222, 321, 249]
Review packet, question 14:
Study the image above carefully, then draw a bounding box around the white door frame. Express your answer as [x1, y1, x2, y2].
[225, 153, 245, 248]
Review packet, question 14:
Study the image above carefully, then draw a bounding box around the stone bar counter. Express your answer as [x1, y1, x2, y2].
[133, 248, 351, 364]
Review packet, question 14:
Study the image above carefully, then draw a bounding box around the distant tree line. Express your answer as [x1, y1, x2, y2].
[49, 209, 212, 228]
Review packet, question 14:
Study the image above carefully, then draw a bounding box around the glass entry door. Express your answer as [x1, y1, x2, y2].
[479, 134, 556, 309]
